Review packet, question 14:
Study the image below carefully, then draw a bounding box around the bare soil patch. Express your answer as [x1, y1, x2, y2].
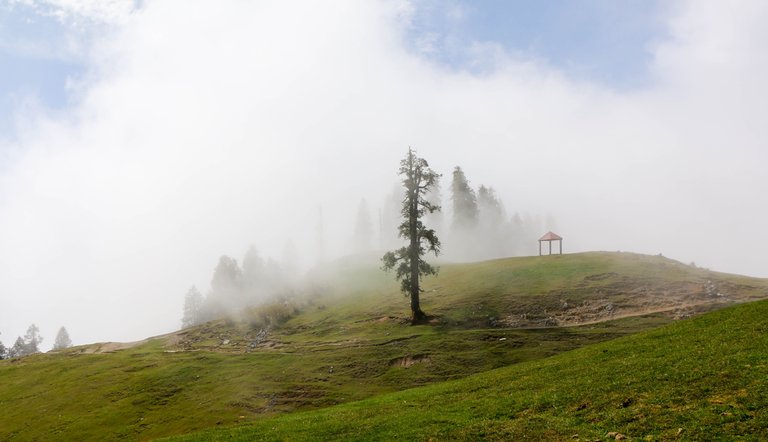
[389, 354, 431, 368]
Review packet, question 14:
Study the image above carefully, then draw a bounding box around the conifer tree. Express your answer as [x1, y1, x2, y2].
[53, 327, 73, 350]
[210, 255, 244, 313]
[9, 336, 25, 358]
[22, 324, 42, 355]
[182, 286, 204, 328]
[477, 185, 504, 227]
[382, 148, 441, 323]
[450, 166, 478, 231]
[477, 184, 508, 258]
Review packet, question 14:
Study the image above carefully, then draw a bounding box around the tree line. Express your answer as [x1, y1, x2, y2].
[0, 325, 72, 359]
[181, 246, 296, 328]
[380, 165, 554, 262]
[320, 166, 553, 262]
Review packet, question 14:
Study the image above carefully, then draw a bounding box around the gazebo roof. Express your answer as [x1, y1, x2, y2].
[539, 231, 562, 241]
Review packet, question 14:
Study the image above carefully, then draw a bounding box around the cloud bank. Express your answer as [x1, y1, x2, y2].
[1, 0, 766, 346]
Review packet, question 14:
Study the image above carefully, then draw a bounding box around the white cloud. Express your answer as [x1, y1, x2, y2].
[1, 0, 767, 347]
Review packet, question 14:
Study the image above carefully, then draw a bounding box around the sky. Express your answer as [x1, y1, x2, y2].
[1, 0, 767, 348]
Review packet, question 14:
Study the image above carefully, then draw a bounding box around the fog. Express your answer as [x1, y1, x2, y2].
[1, 1, 767, 348]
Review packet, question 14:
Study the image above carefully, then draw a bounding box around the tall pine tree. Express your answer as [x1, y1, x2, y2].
[382, 148, 441, 323]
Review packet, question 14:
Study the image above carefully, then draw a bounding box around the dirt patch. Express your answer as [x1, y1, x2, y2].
[583, 272, 618, 282]
[78, 340, 146, 354]
[497, 276, 755, 329]
[248, 387, 331, 413]
[389, 354, 431, 368]
[162, 324, 286, 353]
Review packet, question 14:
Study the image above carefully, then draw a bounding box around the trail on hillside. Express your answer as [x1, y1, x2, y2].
[551, 298, 733, 328]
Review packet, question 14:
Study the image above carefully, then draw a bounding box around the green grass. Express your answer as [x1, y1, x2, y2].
[1, 252, 766, 440]
[169, 299, 768, 441]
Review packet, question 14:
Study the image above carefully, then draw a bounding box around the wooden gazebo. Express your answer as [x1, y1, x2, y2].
[538, 231, 562, 256]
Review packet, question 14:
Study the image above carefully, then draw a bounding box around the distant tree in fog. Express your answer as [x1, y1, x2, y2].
[476, 185, 510, 258]
[22, 324, 43, 355]
[242, 245, 265, 293]
[382, 148, 441, 323]
[204, 255, 245, 318]
[450, 166, 478, 231]
[477, 185, 504, 227]
[353, 198, 373, 252]
[52, 327, 72, 350]
[424, 179, 443, 235]
[3, 325, 44, 358]
[211, 256, 242, 294]
[182, 286, 204, 328]
[8, 337, 24, 358]
[0, 333, 6, 359]
[380, 184, 403, 249]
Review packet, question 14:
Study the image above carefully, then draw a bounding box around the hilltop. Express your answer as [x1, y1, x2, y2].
[0, 252, 766, 440]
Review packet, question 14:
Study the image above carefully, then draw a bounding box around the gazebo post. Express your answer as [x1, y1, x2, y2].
[538, 232, 563, 257]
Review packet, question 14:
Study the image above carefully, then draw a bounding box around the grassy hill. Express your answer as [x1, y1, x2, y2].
[0, 252, 766, 440]
[169, 298, 768, 441]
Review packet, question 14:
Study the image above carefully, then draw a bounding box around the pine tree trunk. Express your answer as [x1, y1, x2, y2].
[409, 179, 425, 323]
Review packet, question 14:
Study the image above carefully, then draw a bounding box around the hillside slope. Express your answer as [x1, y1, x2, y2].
[171, 298, 768, 441]
[0, 252, 766, 440]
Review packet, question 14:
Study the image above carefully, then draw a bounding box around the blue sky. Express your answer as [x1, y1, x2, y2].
[0, 2, 84, 141]
[0, 1, 665, 140]
[405, 0, 665, 86]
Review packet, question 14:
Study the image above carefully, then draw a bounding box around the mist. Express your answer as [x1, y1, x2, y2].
[1, 0, 767, 348]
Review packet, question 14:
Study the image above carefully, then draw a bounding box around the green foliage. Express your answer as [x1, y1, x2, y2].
[381, 148, 441, 322]
[251, 300, 296, 327]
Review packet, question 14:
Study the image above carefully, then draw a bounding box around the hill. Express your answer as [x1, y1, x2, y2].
[0, 252, 766, 440]
[169, 297, 768, 441]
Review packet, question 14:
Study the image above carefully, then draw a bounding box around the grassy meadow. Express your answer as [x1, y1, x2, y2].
[1, 252, 766, 440]
[170, 298, 768, 441]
